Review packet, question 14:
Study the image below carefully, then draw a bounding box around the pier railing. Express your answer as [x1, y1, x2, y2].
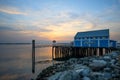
[53, 43, 72, 47]
[35, 43, 72, 48]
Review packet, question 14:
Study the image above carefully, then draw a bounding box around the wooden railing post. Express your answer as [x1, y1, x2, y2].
[32, 40, 35, 73]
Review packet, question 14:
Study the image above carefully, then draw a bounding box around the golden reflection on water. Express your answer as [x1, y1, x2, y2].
[36, 47, 52, 60]
[0, 45, 52, 80]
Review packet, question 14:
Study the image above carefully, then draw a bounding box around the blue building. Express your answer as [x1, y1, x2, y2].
[74, 29, 116, 48]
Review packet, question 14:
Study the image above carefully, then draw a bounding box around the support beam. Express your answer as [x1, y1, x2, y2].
[97, 48, 99, 56]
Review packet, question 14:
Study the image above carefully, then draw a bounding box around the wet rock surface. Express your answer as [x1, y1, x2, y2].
[36, 51, 120, 80]
[89, 60, 107, 71]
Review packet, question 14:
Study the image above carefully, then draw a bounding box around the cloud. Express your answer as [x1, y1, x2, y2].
[0, 6, 27, 15]
[0, 26, 22, 31]
[0, 26, 14, 31]
[0, 3, 120, 42]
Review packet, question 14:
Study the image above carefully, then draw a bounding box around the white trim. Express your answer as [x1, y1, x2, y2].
[98, 39, 100, 47]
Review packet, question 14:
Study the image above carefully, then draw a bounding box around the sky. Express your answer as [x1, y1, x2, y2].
[0, 0, 120, 43]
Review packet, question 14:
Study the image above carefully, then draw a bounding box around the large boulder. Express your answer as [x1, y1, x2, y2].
[89, 60, 107, 71]
[103, 56, 111, 61]
[110, 52, 119, 58]
[102, 72, 112, 79]
[48, 70, 80, 80]
[91, 72, 112, 80]
[76, 68, 91, 77]
[67, 58, 77, 64]
[75, 65, 91, 77]
[48, 72, 62, 80]
[82, 76, 91, 80]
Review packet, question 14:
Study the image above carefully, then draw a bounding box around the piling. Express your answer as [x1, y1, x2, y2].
[32, 40, 35, 73]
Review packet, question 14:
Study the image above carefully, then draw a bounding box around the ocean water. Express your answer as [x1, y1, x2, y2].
[0, 44, 52, 80]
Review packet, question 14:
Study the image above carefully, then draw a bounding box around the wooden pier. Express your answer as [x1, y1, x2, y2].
[32, 40, 115, 61]
[32, 40, 116, 73]
[52, 47, 113, 61]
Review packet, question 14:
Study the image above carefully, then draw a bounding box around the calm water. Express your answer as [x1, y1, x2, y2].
[0, 44, 52, 80]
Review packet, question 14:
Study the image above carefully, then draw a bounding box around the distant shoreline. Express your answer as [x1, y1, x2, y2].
[0, 43, 31, 45]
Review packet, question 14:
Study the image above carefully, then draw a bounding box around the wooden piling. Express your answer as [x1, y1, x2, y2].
[32, 40, 35, 73]
[52, 47, 54, 59]
[51, 43, 115, 61]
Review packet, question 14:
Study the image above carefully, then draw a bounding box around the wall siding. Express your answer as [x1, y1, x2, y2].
[74, 39, 110, 48]
[99, 40, 109, 48]
[82, 40, 89, 47]
[74, 40, 81, 47]
[90, 40, 98, 47]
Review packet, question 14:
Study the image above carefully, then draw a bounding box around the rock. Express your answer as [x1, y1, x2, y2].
[37, 51, 120, 80]
[74, 64, 84, 70]
[82, 76, 91, 80]
[91, 72, 103, 76]
[74, 65, 91, 77]
[110, 59, 116, 65]
[59, 71, 73, 80]
[90, 72, 112, 80]
[110, 52, 119, 58]
[76, 68, 91, 77]
[89, 60, 107, 71]
[90, 72, 103, 79]
[103, 56, 111, 61]
[68, 58, 77, 64]
[60, 71, 80, 80]
[103, 72, 112, 79]
[48, 72, 62, 80]
[104, 67, 111, 72]
[48, 70, 80, 80]
[112, 73, 116, 77]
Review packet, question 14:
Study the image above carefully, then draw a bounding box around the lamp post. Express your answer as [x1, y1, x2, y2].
[52, 40, 56, 65]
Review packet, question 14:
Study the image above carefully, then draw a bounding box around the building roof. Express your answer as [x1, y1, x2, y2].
[75, 29, 109, 38]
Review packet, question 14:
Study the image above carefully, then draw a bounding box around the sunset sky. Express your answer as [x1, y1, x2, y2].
[0, 0, 120, 43]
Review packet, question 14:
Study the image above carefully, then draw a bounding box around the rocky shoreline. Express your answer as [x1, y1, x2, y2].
[36, 51, 120, 80]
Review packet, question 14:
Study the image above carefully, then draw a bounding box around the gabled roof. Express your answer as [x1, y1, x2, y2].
[75, 29, 109, 38]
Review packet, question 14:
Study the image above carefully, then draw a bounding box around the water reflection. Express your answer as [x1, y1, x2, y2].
[0, 45, 52, 80]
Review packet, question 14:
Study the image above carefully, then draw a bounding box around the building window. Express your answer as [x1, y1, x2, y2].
[100, 37, 102, 39]
[105, 36, 108, 39]
[97, 37, 100, 39]
[93, 37, 96, 39]
[95, 37, 98, 39]
[102, 36, 106, 39]
[90, 37, 93, 39]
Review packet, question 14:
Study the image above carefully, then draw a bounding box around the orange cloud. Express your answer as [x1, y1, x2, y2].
[17, 19, 96, 41]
